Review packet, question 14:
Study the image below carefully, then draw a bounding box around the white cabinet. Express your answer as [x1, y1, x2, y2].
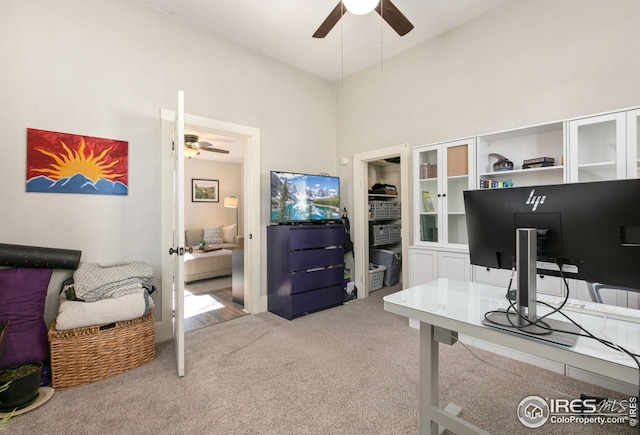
[408, 106, 640, 311]
[567, 111, 640, 182]
[476, 121, 565, 189]
[408, 248, 470, 287]
[408, 247, 437, 287]
[413, 138, 475, 248]
[438, 251, 471, 281]
[473, 266, 564, 297]
[571, 280, 637, 307]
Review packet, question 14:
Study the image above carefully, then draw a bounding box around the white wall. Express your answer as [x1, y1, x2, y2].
[0, 0, 335, 321]
[184, 159, 242, 233]
[335, 0, 640, 215]
[4, 0, 640, 328]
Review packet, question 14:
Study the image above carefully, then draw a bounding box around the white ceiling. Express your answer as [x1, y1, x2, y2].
[146, 0, 509, 82]
[151, 0, 510, 161]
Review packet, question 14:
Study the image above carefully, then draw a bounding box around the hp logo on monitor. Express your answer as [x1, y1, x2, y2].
[525, 189, 546, 211]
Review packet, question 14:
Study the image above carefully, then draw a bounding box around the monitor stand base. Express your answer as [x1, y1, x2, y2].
[482, 309, 579, 347]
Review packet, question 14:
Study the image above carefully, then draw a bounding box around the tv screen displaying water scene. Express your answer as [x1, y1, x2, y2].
[270, 171, 341, 223]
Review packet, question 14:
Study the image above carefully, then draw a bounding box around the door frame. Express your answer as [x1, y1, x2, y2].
[352, 144, 410, 298]
[159, 109, 261, 343]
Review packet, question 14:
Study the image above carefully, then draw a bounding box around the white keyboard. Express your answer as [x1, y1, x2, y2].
[537, 295, 640, 322]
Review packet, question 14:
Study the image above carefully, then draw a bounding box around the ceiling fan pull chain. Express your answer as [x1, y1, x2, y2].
[341, 1, 344, 87]
[380, 0, 384, 72]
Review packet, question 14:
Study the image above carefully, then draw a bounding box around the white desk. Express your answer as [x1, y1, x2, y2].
[383, 278, 640, 435]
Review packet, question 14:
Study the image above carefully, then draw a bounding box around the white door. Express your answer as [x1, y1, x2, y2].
[171, 90, 186, 377]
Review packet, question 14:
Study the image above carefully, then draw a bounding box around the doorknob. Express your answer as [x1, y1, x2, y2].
[169, 247, 191, 255]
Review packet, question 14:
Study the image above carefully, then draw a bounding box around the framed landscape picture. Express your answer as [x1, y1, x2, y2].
[192, 178, 219, 202]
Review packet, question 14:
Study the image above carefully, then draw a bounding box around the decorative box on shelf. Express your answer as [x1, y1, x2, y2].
[522, 156, 555, 169]
[47, 311, 155, 389]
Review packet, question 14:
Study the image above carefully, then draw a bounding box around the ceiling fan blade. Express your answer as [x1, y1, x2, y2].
[200, 147, 230, 154]
[376, 0, 414, 36]
[313, 2, 345, 38]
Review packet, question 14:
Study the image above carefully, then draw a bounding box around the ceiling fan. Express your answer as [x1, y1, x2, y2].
[184, 134, 229, 158]
[313, 0, 414, 38]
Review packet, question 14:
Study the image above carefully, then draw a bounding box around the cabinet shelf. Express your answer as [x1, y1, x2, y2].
[447, 174, 469, 180]
[479, 165, 564, 178]
[577, 161, 615, 169]
[368, 194, 398, 198]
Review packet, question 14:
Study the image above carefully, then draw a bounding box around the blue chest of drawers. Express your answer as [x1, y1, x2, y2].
[267, 224, 344, 320]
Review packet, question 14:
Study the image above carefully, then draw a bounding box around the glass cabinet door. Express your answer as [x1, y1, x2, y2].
[413, 138, 474, 247]
[417, 147, 439, 243]
[627, 109, 640, 179]
[568, 113, 626, 182]
[445, 143, 470, 245]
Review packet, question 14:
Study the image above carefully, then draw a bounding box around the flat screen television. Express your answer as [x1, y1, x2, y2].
[270, 171, 341, 224]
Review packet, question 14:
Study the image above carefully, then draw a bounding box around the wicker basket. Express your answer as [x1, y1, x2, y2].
[48, 311, 155, 389]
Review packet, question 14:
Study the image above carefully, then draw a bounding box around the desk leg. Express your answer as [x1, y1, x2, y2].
[419, 323, 491, 435]
[420, 323, 439, 435]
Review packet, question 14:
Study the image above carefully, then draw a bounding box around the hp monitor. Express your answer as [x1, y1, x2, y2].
[463, 179, 640, 346]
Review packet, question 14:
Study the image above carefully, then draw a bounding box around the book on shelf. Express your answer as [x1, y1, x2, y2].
[523, 162, 555, 169]
[523, 156, 555, 165]
[420, 214, 437, 242]
[479, 178, 514, 189]
[422, 191, 435, 212]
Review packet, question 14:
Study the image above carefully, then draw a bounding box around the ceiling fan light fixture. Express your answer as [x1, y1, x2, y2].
[184, 147, 199, 159]
[184, 134, 199, 147]
[343, 0, 379, 15]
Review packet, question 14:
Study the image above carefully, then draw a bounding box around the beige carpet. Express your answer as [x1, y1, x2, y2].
[5, 288, 636, 435]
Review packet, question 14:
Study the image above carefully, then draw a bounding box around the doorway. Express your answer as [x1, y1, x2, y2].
[183, 275, 248, 332]
[159, 110, 261, 343]
[352, 144, 411, 299]
[182, 124, 247, 332]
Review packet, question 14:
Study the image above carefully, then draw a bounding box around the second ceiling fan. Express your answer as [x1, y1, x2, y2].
[313, 0, 414, 38]
[184, 134, 229, 157]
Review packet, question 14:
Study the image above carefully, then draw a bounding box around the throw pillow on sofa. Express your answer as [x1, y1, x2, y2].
[204, 225, 223, 244]
[185, 228, 204, 248]
[223, 224, 236, 243]
[0, 267, 52, 369]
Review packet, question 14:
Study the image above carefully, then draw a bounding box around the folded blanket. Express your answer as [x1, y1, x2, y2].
[73, 261, 153, 302]
[55, 289, 154, 330]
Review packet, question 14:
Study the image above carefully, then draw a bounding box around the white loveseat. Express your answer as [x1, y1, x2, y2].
[183, 225, 243, 283]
